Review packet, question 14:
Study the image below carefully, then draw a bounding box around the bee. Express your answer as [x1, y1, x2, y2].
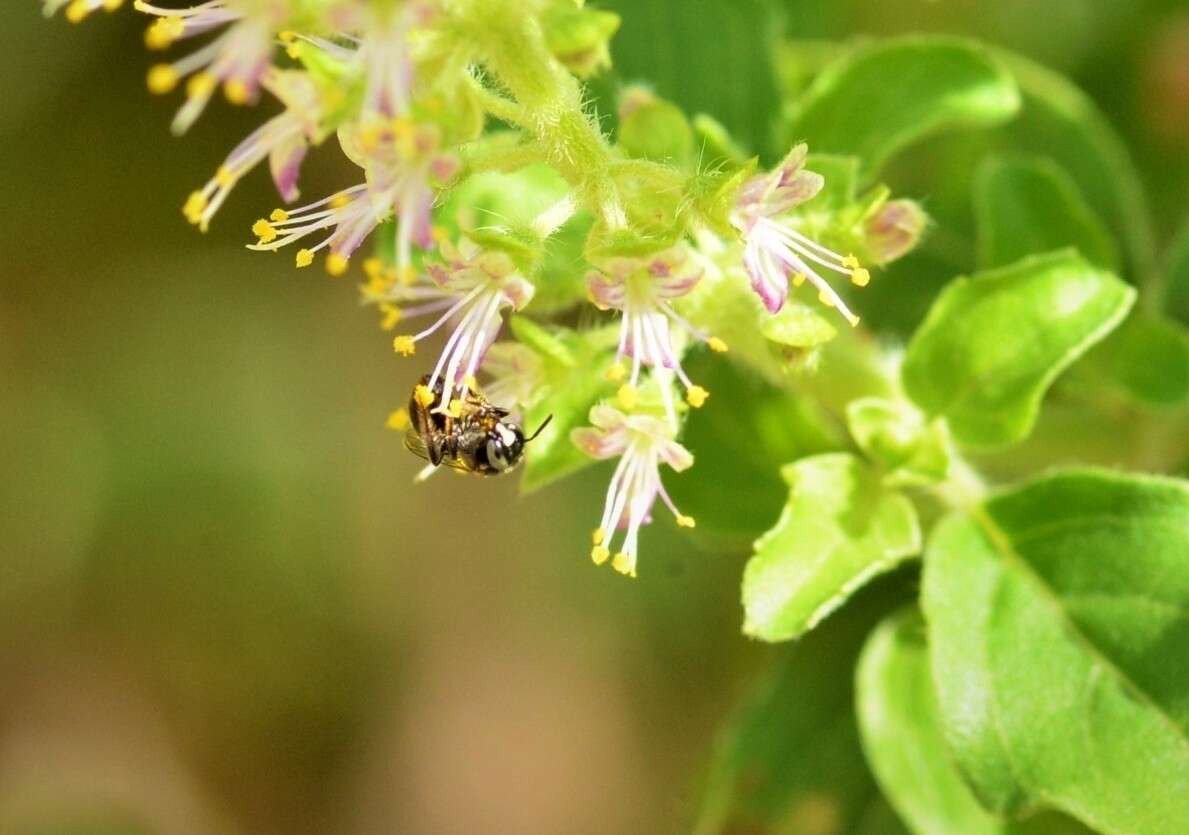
[405, 374, 551, 477]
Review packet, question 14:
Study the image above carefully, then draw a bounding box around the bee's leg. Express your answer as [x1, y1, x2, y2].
[427, 434, 446, 466]
[413, 463, 440, 483]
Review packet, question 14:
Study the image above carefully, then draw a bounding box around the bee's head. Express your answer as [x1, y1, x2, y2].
[484, 414, 553, 475]
[486, 422, 526, 473]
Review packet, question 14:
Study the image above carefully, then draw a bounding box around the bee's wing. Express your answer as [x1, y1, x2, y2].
[403, 428, 430, 462]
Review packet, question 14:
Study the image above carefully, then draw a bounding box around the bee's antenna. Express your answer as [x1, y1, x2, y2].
[525, 414, 554, 443]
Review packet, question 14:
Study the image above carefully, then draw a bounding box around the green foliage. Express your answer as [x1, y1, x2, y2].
[1165, 220, 1189, 326]
[974, 156, 1119, 271]
[845, 398, 951, 486]
[742, 454, 920, 642]
[787, 37, 1021, 179]
[902, 250, 1135, 448]
[857, 609, 1005, 835]
[696, 581, 913, 835]
[923, 471, 1189, 834]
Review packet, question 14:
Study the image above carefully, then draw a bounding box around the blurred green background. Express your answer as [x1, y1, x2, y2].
[2, 1, 1186, 833]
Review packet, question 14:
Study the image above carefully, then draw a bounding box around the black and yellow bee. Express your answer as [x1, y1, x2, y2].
[405, 374, 550, 476]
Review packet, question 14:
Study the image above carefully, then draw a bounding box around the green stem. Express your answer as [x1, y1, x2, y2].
[446, 0, 626, 229]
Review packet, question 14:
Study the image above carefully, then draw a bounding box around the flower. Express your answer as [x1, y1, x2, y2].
[479, 341, 544, 415]
[43, 0, 123, 23]
[588, 246, 725, 415]
[137, 0, 278, 134]
[388, 238, 535, 409]
[864, 199, 928, 264]
[572, 404, 696, 577]
[183, 69, 319, 231]
[730, 143, 870, 324]
[249, 120, 458, 275]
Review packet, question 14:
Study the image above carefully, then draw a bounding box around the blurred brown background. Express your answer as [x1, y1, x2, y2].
[2, 1, 1187, 833]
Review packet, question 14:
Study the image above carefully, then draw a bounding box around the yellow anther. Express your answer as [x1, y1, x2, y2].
[329, 193, 351, 210]
[686, 386, 709, 408]
[592, 528, 605, 546]
[604, 362, 627, 383]
[104, 0, 124, 9]
[393, 336, 417, 357]
[379, 304, 402, 331]
[214, 166, 236, 188]
[846, 313, 861, 328]
[386, 409, 410, 431]
[286, 43, 300, 60]
[363, 257, 383, 278]
[676, 514, 697, 529]
[65, 0, 91, 23]
[463, 374, 478, 391]
[431, 225, 449, 242]
[818, 290, 834, 307]
[326, 252, 350, 277]
[295, 249, 315, 268]
[850, 267, 871, 287]
[390, 116, 414, 139]
[397, 265, 417, 285]
[842, 254, 860, 269]
[223, 79, 250, 105]
[182, 191, 207, 225]
[252, 219, 277, 244]
[617, 383, 639, 410]
[591, 545, 610, 565]
[414, 384, 434, 407]
[447, 399, 464, 418]
[185, 72, 216, 100]
[707, 337, 728, 353]
[611, 552, 635, 576]
[147, 64, 179, 95]
[792, 272, 807, 288]
[269, 208, 289, 223]
[145, 17, 183, 49]
[278, 30, 297, 44]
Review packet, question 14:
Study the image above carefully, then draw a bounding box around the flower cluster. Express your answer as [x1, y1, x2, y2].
[46, 0, 926, 577]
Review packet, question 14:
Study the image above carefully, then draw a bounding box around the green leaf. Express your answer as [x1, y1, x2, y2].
[857, 608, 1004, 835]
[922, 470, 1189, 834]
[616, 89, 695, 165]
[668, 355, 844, 546]
[760, 302, 838, 349]
[902, 249, 1135, 448]
[997, 52, 1157, 279]
[846, 398, 951, 486]
[787, 37, 1021, 179]
[1164, 219, 1189, 326]
[695, 581, 913, 835]
[599, 0, 781, 155]
[974, 156, 1119, 271]
[742, 453, 921, 642]
[1088, 314, 1189, 408]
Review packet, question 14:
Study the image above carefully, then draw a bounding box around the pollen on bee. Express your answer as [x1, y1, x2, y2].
[616, 383, 639, 410]
[147, 64, 179, 95]
[707, 337, 728, 353]
[386, 408, 410, 431]
[295, 249, 315, 268]
[591, 544, 610, 565]
[686, 386, 709, 408]
[676, 514, 697, 529]
[252, 219, 277, 244]
[326, 252, 350, 277]
[414, 384, 435, 407]
[393, 336, 417, 357]
[447, 399, 464, 418]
